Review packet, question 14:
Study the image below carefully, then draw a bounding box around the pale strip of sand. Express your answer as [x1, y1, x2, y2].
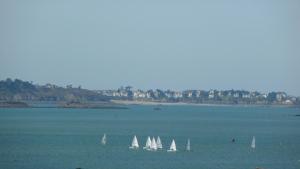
[110, 100, 294, 107]
[110, 100, 229, 106]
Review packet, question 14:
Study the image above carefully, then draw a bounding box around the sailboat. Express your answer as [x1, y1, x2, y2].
[167, 139, 177, 152]
[251, 136, 256, 149]
[101, 133, 106, 145]
[186, 139, 190, 151]
[156, 136, 163, 149]
[129, 135, 139, 149]
[143, 136, 151, 150]
[150, 137, 157, 151]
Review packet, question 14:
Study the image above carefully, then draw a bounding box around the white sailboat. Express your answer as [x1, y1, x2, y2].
[101, 133, 106, 145]
[143, 136, 151, 150]
[186, 139, 190, 151]
[156, 136, 163, 149]
[167, 139, 177, 152]
[150, 137, 157, 151]
[251, 136, 256, 149]
[129, 135, 139, 149]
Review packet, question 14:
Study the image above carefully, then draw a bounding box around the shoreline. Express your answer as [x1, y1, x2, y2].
[0, 100, 298, 108]
[111, 100, 298, 108]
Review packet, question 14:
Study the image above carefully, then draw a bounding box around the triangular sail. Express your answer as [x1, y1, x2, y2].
[251, 136, 255, 149]
[156, 136, 162, 149]
[129, 135, 139, 149]
[168, 139, 177, 152]
[101, 134, 106, 145]
[186, 139, 190, 151]
[150, 137, 157, 150]
[143, 136, 151, 149]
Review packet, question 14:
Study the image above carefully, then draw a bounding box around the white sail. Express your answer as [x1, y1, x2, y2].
[156, 136, 163, 149]
[143, 136, 151, 150]
[129, 135, 139, 149]
[186, 139, 190, 151]
[150, 137, 157, 150]
[101, 133, 106, 145]
[251, 136, 255, 149]
[167, 139, 177, 152]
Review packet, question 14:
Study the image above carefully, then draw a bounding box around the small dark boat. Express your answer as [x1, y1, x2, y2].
[154, 107, 161, 110]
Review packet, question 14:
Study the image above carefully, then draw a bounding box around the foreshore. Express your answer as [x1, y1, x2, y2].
[111, 100, 240, 107]
[0, 100, 297, 108]
[111, 100, 201, 106]
[111, 100, 299, 107]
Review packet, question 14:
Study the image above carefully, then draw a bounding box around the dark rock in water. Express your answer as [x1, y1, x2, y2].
[60, 101, 128, 109]
[0, 101, 29, 108]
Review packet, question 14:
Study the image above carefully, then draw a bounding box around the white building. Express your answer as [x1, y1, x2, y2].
[208, 90, 215, 99]
[276, 92, 287, 101]
[233, 93, 239, 98]
[173, 91, 183, 98]
[195, 90, 201, 98]
[133, 90, 146, 98]
[242, 93, 250, 98]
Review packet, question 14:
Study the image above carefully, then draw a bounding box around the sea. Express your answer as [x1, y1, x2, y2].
[0, 105, 299, 169]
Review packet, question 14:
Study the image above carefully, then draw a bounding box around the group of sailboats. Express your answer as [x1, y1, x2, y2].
[102, 134, 256, 151]
[129, 135, 190, 152]
[142, 136, 163, 151]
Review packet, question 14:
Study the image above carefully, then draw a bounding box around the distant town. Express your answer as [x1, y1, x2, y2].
[0, 78, 299, 107]
[96, 86, 299, 105]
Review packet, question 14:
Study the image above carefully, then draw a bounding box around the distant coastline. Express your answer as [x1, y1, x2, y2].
[0, 78, 299, 108]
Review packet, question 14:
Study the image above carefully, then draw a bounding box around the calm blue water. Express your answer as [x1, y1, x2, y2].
[0, 105, 299, 169]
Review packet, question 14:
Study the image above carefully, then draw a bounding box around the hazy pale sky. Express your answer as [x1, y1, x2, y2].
[1, 0, 299, 95]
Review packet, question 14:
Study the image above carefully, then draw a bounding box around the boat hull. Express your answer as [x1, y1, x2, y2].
[129, 146, 139, 149]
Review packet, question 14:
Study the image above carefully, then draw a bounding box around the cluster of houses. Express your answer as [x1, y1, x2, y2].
[96, 86, 298, 105]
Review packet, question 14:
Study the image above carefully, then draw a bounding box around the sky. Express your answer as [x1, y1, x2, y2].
[0, 0, 299, 95]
